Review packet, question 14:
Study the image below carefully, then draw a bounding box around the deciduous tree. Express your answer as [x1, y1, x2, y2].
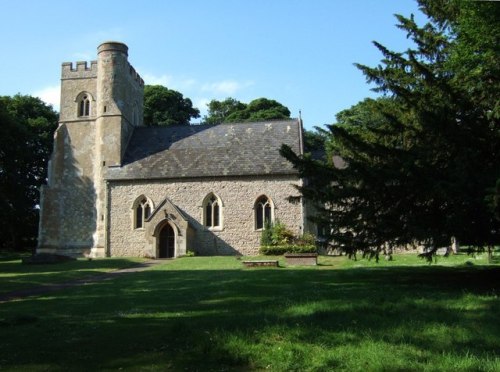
[144, 85, 200, 126]
[203, 97, 291, 124]
[203, 97, 246, 125]
[0, 94, 58, 250]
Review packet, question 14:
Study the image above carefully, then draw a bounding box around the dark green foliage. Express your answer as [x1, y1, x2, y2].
[203, 97, 291, 124]
[0, 95, 58, 250]
[486, 179, 500, 222]
[259, 221, 317, 255]
[269, 221, 295, 246]
[260, 221, 273, 246]
[281, 0, 500, 258]
[303, 126, 329, 158]
[260, 244, 317, 255]
[203, 97, 246, 125]
[227, 97, 290, 122]
[143, 85, 200, 126]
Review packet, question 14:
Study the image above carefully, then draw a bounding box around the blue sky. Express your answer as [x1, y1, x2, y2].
[0, 0, 426, 130]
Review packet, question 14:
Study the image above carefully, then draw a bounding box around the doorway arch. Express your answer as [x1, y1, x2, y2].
[159, 223, 175, 258]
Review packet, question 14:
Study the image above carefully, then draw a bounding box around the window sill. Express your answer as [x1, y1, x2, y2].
[207, 226, 224, 232]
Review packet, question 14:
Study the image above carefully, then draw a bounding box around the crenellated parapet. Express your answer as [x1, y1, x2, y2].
[60, 59, 142, 86]
[61, 61, 98, 79]
[129, 65, 144, 87]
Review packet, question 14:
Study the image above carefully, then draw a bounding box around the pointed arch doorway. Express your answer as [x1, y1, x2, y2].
[159, 223, 175, 258]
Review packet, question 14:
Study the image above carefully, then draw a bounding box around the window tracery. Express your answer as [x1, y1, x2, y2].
[133, 197, 152, 229]
[203, 193, 222, 229]
[255, 195, 273, 230]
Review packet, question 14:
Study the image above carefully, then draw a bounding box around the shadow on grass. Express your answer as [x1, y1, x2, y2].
[0, 258, 144, 295]
[0, 264, 499, 371]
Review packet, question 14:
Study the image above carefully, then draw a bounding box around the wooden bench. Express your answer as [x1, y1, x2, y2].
[242, 260, 279, 268]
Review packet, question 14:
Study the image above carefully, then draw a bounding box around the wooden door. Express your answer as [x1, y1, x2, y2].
[159, 224, 175, 258]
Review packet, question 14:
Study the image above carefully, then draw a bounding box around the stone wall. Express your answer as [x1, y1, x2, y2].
[60, 62, 97, 123]
[107, 175, 304, 256]
[38, 121, 97, 253]
[38, 42, 144, 257]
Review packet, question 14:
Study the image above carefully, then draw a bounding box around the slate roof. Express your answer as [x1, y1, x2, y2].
[106, 119, 303, 181]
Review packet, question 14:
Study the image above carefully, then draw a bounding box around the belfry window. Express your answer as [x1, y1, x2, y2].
[134, 197, 152, 229]
[203, 194, 222, 229]
[78, 95, 90, 116]
[255, 195, 273, 230]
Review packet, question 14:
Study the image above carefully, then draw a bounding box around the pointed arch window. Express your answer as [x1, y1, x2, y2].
[133, 197, 153, 229]
[255, 195, 273, 230]
[78, 94, 91, 117]
[203, 193, 222, 229]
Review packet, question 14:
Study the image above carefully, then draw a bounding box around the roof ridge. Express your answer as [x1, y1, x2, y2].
[142, 118, 300, 130]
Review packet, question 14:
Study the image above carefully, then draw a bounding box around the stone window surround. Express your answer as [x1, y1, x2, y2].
[75, 91, 95, 117]
[131, 195, 154, 230]
[201, 192, 224, 232]
[254, 195, 275, 231]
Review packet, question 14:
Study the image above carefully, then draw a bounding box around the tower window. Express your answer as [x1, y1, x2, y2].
[78, 95, 91, 116]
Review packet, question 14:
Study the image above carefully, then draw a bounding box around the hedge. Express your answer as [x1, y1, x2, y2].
[259, 244, 317, 255]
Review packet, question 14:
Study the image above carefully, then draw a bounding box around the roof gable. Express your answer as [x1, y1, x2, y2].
[106, 119, 302, 180]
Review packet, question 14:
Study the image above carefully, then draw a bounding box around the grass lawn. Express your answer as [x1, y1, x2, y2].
[0, 253, 499, 371]
[0, 254, 145, 295]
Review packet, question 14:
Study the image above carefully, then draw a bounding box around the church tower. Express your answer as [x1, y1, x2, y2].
[37, 42, 144, 257]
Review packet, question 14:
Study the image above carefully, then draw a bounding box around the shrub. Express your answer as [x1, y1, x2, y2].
[296, 232, 316, 246]
[270, 221, 295, 246]
[260, 245, 289, 255]
[288, 244, 317, 253]
[260, 244, 317, 255]
[259, 221, 318, 255]
[260, 221, 273, 246]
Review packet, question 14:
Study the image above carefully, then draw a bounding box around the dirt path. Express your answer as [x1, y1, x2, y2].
[0, 259, 165, 304]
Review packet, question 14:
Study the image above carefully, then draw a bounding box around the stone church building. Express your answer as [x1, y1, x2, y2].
[37, 42, 309, 258]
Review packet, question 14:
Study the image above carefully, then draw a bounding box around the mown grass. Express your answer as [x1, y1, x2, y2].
[0, 253, 499, 371]
[0, 255, 145, 295]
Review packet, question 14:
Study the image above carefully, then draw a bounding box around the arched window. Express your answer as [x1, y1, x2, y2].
[75, 92, 94, 117]
[203, 193, 222, 229]
[255, 195, 273, 230]
[133, 197, 153, 229]
[78, 95, 91, 116]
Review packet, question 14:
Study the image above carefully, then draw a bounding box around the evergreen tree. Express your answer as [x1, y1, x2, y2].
[281, 0, 500, 258]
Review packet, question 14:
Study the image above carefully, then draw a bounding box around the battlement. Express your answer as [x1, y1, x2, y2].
[61, 59, 143, 86]
[62, 61, 97, 79]
[61, 42, 143, 87]
[129, 65, 144, 87]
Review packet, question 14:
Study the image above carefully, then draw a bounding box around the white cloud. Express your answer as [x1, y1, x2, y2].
[194, 97, 211, 117]
[141, 71, 254, 102]
[33, 85, 60, 111]
[141, 72, 199, 93]
[72, 52, 93, 61]
[142, 73, 173, 87]
[201, 80, 254, 96]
